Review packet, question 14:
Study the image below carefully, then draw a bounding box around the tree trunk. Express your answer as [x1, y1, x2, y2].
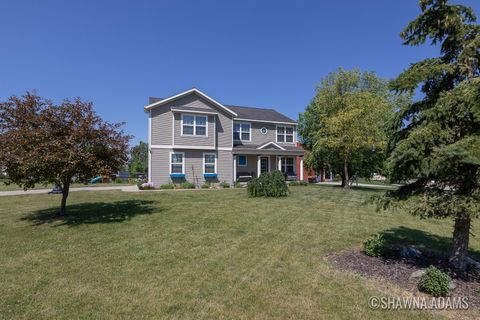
[449, 214, 471, 272]
[343, 156, 349, 189]
[59, 180, 70, 216]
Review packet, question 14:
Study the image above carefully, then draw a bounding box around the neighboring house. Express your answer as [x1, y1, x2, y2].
[145, 88, 305, 187]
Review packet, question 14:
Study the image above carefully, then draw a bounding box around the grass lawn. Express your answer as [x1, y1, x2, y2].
[0, 185, 478, 319]
[0, 182, 135, 191]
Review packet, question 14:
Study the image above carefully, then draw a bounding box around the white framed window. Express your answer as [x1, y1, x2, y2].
[276, 126, 294, 143]
[280, 157, 295, 174]
[233, 122, 251, 142]
[203, 153, 217, 174]
[260, 127, 268, 135]
[170, 152, 185, 174]
[181, 114, 208, 136]
[238, 155, 247, 166]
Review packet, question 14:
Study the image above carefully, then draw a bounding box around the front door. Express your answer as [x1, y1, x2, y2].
[260, 156, 269, 174]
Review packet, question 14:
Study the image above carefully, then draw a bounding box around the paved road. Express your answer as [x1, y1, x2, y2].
[0, 185, 138, 197]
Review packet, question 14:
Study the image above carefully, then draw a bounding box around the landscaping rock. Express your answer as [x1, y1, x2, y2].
[448, 281, 457, 290]
[400, 246, 422, 258]
[410, 269, 426, 279]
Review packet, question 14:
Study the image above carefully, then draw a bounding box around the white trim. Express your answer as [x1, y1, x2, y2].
[148, 111, 152, 183]
[144, 88, 238, 116]
[181, 113, 208, 137]
[276, 125, 295, 144]
[234, 118, 297, 125]
[150, 144, 232, 151]
[171, 108, 218, 115]
[233, 155, 237, 183]
[257, 142, 286, 150]
[214, 116, 216, 149]
[300, 158, 304, 181]
[171, 112, 175, 145]
[237, 154, 248, 167]
[169, 151, 185, 174]
[233, 121, 252, 143]
[203, 152, 217, 174]
[257, 156, 261, 178]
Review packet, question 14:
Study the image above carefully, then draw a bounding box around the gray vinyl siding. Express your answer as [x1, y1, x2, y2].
[150, 93, 233, 148]
[235, 122, 297, 147]
[173, 113, 215, 147]
[151, 107, 172, 145]
[150, 148, 233, 187]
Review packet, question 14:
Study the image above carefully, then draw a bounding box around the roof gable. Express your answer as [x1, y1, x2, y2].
[257, 142, 286, 150]
[226, 105, 296, 124]
[144, 88, 237, 116]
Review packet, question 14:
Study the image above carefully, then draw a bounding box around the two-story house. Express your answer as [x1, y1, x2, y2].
[145, 88, 305, 187]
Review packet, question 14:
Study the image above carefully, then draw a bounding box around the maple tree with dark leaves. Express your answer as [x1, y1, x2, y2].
[0, 92, 131, 216]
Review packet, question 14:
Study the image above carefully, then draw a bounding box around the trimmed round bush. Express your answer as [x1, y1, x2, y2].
[247, 170, 289, 197]
[363, 233, 386, 257]
[418, 266, 450, 297]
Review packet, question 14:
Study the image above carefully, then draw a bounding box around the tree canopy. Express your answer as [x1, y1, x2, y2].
[379, 0, 480, 271]
[0, 92, 131, 215]
[298, 68, 402, 187]
[128, 141, 148, 175]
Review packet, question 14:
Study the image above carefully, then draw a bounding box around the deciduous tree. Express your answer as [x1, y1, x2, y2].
[0, 93, 131, 216]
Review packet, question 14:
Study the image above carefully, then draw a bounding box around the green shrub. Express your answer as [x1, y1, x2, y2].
[247, 170, 289, 197]
[418, 266, 450, 297]
[179, 182, 196, 189]
[201, 182, 211, 189]
[219, 181, 230, 188]
[289, 180, 308, 186]
[363, 233, 386, 257]
[160, 183, 175, 189]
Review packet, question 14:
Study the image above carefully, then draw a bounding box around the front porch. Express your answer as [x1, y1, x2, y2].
[232, 144, 305, 182]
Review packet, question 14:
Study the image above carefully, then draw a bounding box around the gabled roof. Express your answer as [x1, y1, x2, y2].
[225, 105, 296, 124]
[257, 142, 286, 150]
[144, 88, 237, 116]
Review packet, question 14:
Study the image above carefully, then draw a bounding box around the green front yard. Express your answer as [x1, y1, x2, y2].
[0, 185, 478, 319]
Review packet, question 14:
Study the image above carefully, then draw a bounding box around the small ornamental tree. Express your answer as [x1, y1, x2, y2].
[0, 92, 131, 216]
[379, 0, 480, 272]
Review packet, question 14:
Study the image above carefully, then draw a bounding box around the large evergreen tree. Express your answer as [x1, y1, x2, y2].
[381, 0, 479, 271]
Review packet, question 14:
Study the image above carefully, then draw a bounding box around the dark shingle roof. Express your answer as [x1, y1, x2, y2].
[224, 105, 296, 123]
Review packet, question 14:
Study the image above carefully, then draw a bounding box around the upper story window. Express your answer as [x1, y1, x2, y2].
[233, 122, 251, 142]
[277, 126, 294, 143]
[182, 114, 207, 136]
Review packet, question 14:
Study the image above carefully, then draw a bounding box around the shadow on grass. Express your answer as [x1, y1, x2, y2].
[315, 184, 392, 193]
[380, 226, 480, 261]
[22, 200, 158, 227]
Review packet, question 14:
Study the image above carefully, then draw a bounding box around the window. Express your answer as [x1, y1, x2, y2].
[182, 114, 207, 136]
[277, 126, 294, 143]
[260, 127, 268, 135]
[170, 152, 184, 174]
[238, 155, 247, 166]
[233, 122, 251, 141]
[203, 153, 216, 174]
[280, 157, 295, 174]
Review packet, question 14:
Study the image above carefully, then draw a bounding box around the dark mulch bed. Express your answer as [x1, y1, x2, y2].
[328, 248, 480, 309]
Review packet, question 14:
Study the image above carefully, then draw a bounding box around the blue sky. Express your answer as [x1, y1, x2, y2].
[1, 0, 479, 145]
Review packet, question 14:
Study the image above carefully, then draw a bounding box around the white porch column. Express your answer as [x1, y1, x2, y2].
[300, 158, 304, 181]
[257, 155, 261, 177]
[233, 155, 237, 185]
[278, 156, 282, 172]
